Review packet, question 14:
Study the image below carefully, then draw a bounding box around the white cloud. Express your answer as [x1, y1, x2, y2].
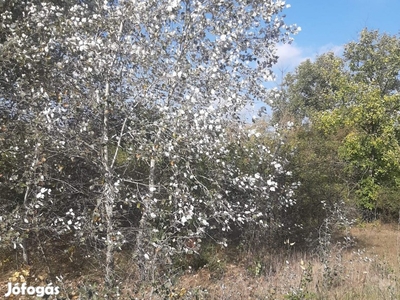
[241, 42, 345, 121]
[273, 43, 344, 79]
[275, 43, 311, 71]
[317, 43, 344, 57]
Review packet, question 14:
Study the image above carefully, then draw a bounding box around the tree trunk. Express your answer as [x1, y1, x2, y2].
[101, 82, 115, 287]
[104, 178, 115, 287]
[21, 137, 42, 266]
[136, 156, 156, 282]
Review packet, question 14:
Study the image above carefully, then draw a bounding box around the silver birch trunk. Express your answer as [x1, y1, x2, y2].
[136, 155, 156, 282]
[21, 137, 42, 265]
[100, 81, 115, 287]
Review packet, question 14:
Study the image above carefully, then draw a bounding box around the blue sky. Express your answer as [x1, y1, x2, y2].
[274, 0, 400, 74]
[242, 0, 400, 120]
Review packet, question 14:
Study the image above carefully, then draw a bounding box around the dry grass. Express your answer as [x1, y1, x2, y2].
[171, 222, 400, 299]
[1, 222, 400, 299]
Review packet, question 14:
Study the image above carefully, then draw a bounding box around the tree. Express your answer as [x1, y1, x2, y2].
[318, 30, 400, 217]
[277, 29, 400, 218]
[345, 29, 400, 96]
[1, 0, 299, 289]
[272, 28, 400, 222]
[272, 52, 347, 125]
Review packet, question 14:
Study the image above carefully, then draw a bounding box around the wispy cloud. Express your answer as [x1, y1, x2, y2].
[244, 42, 345, 120]
[272, 43, 344, 80]
[274, 43, 311, 71]
[316, 43, 344, 57]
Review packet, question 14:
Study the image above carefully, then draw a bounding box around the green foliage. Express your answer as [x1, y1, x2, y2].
[331, 91, 400, 212]
[273, 52, 347, 124]
[355, 177, 379, 211]
[376, 185, 400, 221]
[345, 29, 400, 94]
[277, 28, 400, 218]
[276, 125, 349, 245]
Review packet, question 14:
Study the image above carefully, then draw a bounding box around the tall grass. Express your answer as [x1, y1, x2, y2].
[1, 221, 400, 299]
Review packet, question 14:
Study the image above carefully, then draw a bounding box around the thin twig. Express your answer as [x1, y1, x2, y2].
[111, 117, 127, 169]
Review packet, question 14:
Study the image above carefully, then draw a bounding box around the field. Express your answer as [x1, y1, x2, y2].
[1, 221, 400, 299]
[172, 222, 400, 299]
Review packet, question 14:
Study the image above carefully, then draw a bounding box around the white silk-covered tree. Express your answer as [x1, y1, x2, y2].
[0, 0, 299, 287]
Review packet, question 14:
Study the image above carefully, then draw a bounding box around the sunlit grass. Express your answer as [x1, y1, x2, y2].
[1, 222, 400, 299]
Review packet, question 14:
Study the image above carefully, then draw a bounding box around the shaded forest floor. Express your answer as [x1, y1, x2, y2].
[2, 222, 400, 299]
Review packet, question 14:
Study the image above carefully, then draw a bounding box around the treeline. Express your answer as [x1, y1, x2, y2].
[272, 29, 400, 222]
